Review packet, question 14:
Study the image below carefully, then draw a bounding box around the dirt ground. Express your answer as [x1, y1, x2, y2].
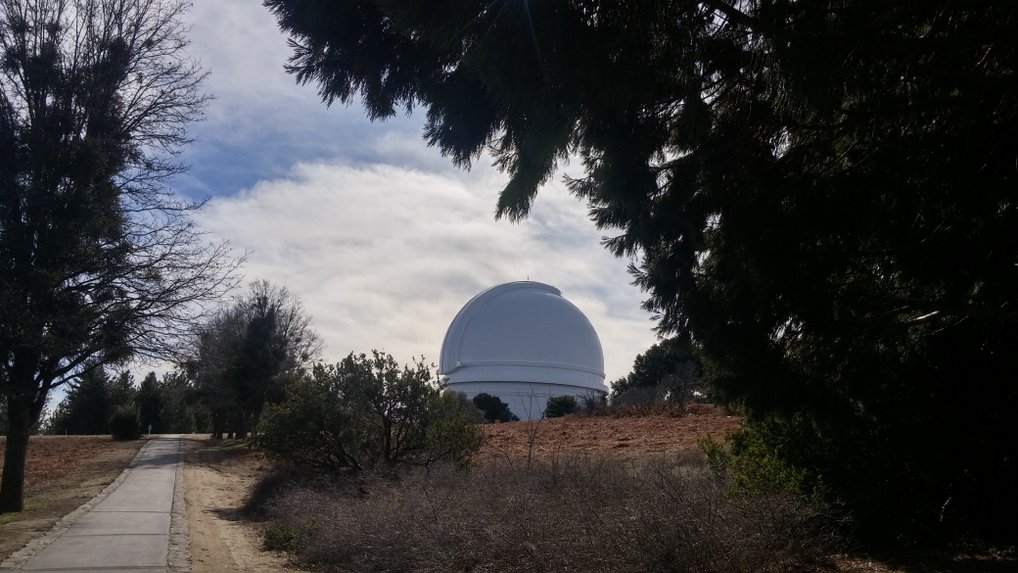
[6, 420, 1013, 572]
[181, 435, 307, 573]
[0, 436, 145, 560]
[173, 411, 743, 572]
[175, 411, 741, 572]
[0, 434, 302, 571]
[181, 411, 984, 573]
[478, 408, 742, 461]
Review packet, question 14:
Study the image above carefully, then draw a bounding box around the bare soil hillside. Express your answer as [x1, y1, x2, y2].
[477, 408, 742, 461]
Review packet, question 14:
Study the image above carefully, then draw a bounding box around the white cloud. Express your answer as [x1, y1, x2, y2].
[197, 158, 658, 383]
[45, 1, 659, 411]
[176, 0, 424, 198]
[169, 1, 659, 386]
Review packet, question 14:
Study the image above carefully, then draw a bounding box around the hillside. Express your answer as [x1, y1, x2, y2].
[476, 407, 742, 462]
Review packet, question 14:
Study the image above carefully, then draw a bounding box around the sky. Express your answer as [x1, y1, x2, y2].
[143, 1, 660, 385]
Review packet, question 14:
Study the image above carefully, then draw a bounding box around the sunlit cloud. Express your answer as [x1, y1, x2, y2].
[195, 159, 657, 382]
[130, 2, 660, 387]
[176, 0, 424, 198]
[47, 0, 658, 413]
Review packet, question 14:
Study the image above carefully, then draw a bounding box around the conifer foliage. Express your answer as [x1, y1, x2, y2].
[46, 368, 135, 436]
[265, 0, 1018, 541]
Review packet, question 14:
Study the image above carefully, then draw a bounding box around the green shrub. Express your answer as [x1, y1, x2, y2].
[426, 390, 484, 466]
[264, 519, 320, 552]
[256, 352, 482, 470]
[255, 366, 361, 471]
[544, 395, 577, 418]
[109, 406, 141, 440]
[700, 417, 816, 498]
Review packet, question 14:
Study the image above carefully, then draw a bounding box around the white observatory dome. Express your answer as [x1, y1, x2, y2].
[439, 281, 606, 419]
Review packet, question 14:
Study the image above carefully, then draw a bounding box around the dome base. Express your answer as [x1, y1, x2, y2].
[446, 380, 606, 421]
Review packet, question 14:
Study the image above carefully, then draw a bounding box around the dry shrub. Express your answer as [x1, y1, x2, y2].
[263, 455, 839, 572]
[683, 402, 728, 416]
[607, 400, 730, 419]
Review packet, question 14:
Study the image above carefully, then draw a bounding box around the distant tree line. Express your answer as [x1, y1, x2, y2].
[44, 368, 209, 436]
[611, 337, 704, 407]
[472, 393, 518, 423]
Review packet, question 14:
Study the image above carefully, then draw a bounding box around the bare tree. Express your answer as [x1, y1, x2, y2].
[0, 0, 238, 512]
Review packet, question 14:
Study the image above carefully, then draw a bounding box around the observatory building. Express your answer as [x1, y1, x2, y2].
[438, 281, 607, 420]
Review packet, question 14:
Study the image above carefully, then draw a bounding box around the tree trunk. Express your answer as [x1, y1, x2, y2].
[234, 411, 247, 440]
[211, 410, 223, 439]
[0, 395, 32, 513]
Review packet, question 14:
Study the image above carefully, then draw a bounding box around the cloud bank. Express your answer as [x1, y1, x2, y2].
[153, 1, 660, 386]
[197, 159, 658, 382]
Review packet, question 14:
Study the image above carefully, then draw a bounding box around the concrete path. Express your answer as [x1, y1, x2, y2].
[6, 435, 185, 572]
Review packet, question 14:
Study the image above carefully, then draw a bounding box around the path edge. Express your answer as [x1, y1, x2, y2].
[168, 434, 190, 572]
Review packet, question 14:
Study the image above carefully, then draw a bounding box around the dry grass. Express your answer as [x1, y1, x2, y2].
[263, 455, 839, 573]
[477, 410, 741, 463]
[0, 435, 146, 559]
[250, 409, 1015, 572]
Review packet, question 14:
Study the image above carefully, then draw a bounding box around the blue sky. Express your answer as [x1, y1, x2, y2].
[151, 1, 659, 384]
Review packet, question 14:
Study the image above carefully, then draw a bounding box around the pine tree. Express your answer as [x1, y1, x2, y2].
[47, 367, 114, 436]
[137, 372, 162, 434]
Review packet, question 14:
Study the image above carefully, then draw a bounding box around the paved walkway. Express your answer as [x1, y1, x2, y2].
[4, 435, 185, 572]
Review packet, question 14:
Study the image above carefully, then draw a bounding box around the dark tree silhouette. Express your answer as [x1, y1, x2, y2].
[136, 371, 161, 433]
[472, 393, 517, 423]
[611, 337, 701, 404]
[46, 369, 113, 436]
[0, 0, 238, 512]
[264, 0, 1018, 541]
[189, 280, 321, 439]
[543, 395, 577, 418]
[46, 368, 136, 436]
